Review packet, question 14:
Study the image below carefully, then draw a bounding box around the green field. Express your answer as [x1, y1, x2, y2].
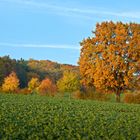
[0, 94, 140, 140]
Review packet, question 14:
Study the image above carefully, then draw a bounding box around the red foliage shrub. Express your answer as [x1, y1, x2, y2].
[73, 88, 110, 101]
[16, 88, 32, 95]
[124, 90, 140, 104]
[38, 78, 57, 96]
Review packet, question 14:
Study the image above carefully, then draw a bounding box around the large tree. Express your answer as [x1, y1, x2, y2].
[79, 21, 140, 102]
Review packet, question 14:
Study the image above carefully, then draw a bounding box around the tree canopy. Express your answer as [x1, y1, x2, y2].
[57, 71, 80, 92]
[0, 56, 78, 88]
[2, 72, 19, 93]
[79, 21, 140, 102]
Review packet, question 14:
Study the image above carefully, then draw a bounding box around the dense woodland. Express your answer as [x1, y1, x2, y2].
[0, 55, 78, 87]
[0, 56, 81, 96]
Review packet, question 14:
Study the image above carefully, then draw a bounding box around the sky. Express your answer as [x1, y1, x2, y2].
[0, 0, 140, 65]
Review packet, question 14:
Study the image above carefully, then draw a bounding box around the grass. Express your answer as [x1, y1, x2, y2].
[0, 93, 140, 139]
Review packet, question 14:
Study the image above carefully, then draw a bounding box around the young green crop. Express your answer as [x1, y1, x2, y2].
[0, 94, 140, 139]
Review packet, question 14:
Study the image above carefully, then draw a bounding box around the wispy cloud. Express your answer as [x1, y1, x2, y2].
[0, 42, 81, 50]
[3, 0, 140, 19]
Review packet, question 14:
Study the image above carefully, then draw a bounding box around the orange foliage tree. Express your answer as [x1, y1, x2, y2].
[38, 78, 57, 95]
[2, 71, 20, 93]
[79, 21, 140, 102]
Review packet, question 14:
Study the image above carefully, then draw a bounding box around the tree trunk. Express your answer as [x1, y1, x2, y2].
[115, 90, 121, 102]
[116, 94, 120, 102]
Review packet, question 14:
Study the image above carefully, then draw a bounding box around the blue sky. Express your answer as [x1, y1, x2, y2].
[0, 0, 140, 65]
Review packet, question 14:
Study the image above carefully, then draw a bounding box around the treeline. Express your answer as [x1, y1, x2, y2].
[0, 55, 140, 104]
[0, 56, 80, 95]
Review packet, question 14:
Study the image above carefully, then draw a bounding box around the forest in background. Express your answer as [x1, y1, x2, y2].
[0, 55, 78, 88]
[0, 55, 81, 97]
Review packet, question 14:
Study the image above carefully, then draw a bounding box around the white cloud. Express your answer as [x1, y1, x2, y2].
[3, 0, 140, 19]
[0, 42, 81, 50]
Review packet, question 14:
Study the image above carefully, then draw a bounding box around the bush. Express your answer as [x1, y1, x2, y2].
[73, 87, 110, 101]
[16, 88, 32, 95]
[73, 90, 84, 99]
[124, 90, 140, 104]
[38, 78, 57, 96]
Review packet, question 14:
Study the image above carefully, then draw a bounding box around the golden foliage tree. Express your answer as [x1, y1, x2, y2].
[28, 78, 40, 93]
[2, 71, 19, 93]
[38, 78, 57, 95]
[57, 71, 80, 92]
[79, 21, 140, 102]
